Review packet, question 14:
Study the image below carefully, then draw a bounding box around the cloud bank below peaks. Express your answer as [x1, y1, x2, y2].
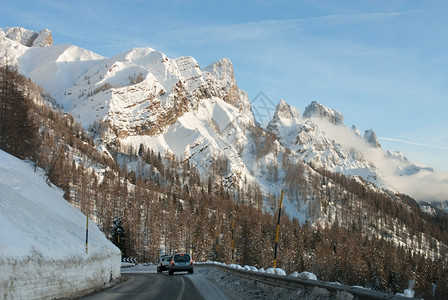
[310, 117, 448, 202]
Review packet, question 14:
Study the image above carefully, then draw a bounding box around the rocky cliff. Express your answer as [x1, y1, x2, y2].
[1, 27, 52, 47]
[303, 100, 344, 125]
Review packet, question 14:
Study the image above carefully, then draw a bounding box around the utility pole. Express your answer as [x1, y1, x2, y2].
[273, 190, 284, 271]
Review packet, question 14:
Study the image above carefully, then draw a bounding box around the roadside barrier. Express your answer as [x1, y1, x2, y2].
[196, 263, 411, 300]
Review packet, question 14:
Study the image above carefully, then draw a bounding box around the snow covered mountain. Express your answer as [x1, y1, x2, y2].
[1, 27, 447, 209]
[267, 100, 382, 186]
[1, 27, 52, 47]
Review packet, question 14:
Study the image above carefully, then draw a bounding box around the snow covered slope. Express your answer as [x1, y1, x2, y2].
[0, 150, 121, 299]
[1, 30, 252, 140]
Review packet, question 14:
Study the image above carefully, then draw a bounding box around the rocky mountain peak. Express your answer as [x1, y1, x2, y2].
[204, 58, 234, 82]
[351, 125, 362, 137]
[364, 129, 381, 148]
[273, 99, 299, 121]
[303, 101, 344, 125]
[203, 58, 251, 114]
[1, 27, 52, 47]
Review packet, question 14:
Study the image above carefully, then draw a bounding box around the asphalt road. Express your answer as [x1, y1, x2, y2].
[80, 271, 237, 300]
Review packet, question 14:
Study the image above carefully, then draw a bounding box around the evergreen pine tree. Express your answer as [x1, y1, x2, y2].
[111, 215, 125, 257]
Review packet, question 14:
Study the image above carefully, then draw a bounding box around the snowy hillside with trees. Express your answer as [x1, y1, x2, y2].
[1, 27, 448, 298]
[0, 150, 121, 299]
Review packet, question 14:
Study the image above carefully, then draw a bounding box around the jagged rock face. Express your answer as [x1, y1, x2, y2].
[386, 150, 409, 164]
[33, 29, 53, 47]
[429, 201, 448, 214]
[73, 53, 253, 137]
[267, 100, 380, 183]
[273, 99, 299, 120]
[364, 129, 381, 148]
[303, 101, 344, 125]
[266, 99, 300, 139]
[351, 125, 361, 137]
[203, 58, 252, 116]
[1, 27, 52, 47]
[0, 33, 252, 138]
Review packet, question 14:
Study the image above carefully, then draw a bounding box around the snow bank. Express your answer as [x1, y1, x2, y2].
[0, 150, 121, 299]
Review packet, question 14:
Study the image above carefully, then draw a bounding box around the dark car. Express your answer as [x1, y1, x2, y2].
[168, 253, 194, 275]
[157, 255, 172, 273]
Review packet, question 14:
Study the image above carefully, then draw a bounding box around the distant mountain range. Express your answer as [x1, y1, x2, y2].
[1, 27, 447, 215]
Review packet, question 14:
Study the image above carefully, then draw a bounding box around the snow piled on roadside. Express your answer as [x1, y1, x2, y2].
[290, 271, 318, 280]
[208, 261, 309, 278]
[0, 150, 121, 299]
[198, 265, 330, 300]
[200, 261, 414, 298]
[396, 289, 415, 298]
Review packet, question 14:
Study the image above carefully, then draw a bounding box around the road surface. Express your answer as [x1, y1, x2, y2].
[81, 271, 237, 300]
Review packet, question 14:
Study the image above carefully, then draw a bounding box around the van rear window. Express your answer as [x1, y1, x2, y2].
[174, 254, 190, 262]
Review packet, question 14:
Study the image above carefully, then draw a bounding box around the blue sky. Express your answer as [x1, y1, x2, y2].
[2, 0, 448, 170]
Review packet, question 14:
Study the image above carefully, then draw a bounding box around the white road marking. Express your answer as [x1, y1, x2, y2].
[176, 275, 185, 300]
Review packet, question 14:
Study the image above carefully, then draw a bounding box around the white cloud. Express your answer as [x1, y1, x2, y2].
[379, 137, 448, 151]
[311, 118, 448, 202]
[149, 11, 418, 46]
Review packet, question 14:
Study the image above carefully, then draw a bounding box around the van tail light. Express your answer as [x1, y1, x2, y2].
[190, 259, 194, 265]
[171, 260, 175, 266]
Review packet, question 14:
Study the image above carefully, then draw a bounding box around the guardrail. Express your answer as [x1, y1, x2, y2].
[196, 263, 412, 300]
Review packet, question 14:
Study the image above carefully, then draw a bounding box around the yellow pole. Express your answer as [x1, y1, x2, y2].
[85, 215, 89, 254]
[216, 229, 219, 259]
[273, 190, 284, 270]
[231, 218, 235, 264]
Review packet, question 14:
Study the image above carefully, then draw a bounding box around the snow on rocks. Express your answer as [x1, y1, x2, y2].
[0, 150, 121, 299]
[229, 263, 244, 270]
[198, 263, 335, 300]
[244, 265, 258, 272]
[265, 268, 287, 276]
[290, 271, 318, 280]
[303, 100, 344, 125]
[205, 261, 313, 279]
[0, 27, 52, 47]
[396, 289, 415, 298]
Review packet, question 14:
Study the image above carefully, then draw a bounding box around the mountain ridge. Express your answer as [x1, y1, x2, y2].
[1, 26, 447, 206]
